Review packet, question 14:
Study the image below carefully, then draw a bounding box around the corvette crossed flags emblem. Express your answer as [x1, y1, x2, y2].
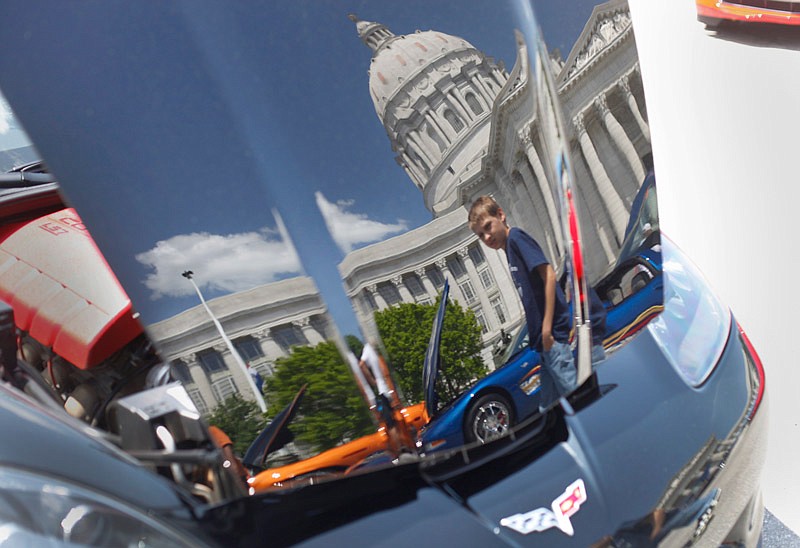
[500, 479, 587, 536]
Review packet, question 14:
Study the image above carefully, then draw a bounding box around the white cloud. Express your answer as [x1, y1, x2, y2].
[315, 191, 408, 254]
[135, 229, 302, 299]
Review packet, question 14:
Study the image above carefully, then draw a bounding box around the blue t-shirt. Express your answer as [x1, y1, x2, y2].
[505, 228, 571, 352]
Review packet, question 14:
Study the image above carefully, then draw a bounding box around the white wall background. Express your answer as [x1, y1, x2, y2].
[629, 0, 800, 532]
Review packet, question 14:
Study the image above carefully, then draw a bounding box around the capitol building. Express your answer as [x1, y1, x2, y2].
[342, 0, 650, 362]
[151, 0, 652, 414]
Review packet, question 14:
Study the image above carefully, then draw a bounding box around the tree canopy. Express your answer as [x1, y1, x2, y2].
[208, 393, 264, 456]
[374, 296, 487, 405]
[265, 341, 375, 453]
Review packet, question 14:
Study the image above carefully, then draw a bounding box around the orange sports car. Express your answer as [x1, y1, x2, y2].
[248, 402, 427, 491]
[697, 0, 800, 26]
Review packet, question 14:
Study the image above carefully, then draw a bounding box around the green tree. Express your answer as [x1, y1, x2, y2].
[265, 341, 374, 453]
[374, 295, 487, 405]
[344, 334, 364, 358]
[208, 393, 265, 456]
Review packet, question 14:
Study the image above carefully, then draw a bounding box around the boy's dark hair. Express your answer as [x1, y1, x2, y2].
[467, 195, 502, 229]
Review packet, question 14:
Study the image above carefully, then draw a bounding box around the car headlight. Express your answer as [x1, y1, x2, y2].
[0, 467, 200, 547]
[647, 238, 731, 386]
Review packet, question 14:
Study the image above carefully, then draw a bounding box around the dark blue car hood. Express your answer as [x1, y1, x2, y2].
[198, 322, 764, 547]
[0, 383, 195, 518]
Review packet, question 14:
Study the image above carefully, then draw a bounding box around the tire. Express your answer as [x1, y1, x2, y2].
[464, 393, 514, 444]
[698, 15, 723, 30]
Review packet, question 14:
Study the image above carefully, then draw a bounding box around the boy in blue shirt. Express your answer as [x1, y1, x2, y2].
[468, 196, 605, 406]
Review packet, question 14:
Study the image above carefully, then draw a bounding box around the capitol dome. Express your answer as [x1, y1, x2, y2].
[358, 25, 478, 118]
[352, 15, 509, 216]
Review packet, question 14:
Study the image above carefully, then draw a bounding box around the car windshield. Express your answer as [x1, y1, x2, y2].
[0, 0, 663, 496]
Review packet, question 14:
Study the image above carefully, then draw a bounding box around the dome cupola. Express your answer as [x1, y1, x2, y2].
[353, 15, 509, 216]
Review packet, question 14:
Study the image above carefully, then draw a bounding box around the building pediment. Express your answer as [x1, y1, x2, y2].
[558, 0, 632, 87]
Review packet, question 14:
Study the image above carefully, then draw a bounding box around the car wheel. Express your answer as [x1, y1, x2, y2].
[465, 394, 514, 444]
[698, 16, 723, 30]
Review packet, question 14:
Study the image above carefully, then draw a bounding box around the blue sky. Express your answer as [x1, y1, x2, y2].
[0, 1, 600, 338]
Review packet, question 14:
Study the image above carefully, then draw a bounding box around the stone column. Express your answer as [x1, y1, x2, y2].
[391, 275, 414, 303]
[183, 357, 215, 409]
[257, 328, 286, 361]
[470, 74, 494, 105]
[573, 113, 627, 242]
[520, 130, 561, 241]
[620, 75, 650, 143]
[459, 247, 494, 321]
[415, 267, 438, 299]
[407, 132, 436, 168]
[451, 87, 475, 122]
[367, 284, 387, 310]
[446, 92, 472, 124]
[400, 151, 426, 187]
[594, 93, 645, 182]
[294, 317, 324, 346]
[426, 111, 450, 147]
[493, 161, 524, 225]
[440, 256, 469, 305]
[421, 121, 445, 156]
[213, 342, 250, 397]
[467, 72, 492, 110]
[514, 165, 558, 262]
[492, 68, 507, 88]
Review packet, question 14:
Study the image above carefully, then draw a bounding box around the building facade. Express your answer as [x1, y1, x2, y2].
[344, 0, 650, 365]
[147, 277, 332, 414]
[150, 0, 652, 413]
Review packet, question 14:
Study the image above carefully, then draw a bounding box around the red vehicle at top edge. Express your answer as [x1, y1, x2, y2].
[697, 0, 800, 27]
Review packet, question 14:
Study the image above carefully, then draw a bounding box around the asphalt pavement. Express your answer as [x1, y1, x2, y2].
[762, 510, 800, 548]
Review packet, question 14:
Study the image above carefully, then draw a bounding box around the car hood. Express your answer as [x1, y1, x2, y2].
[198, 319, 764, 547]
[0, 382, 195, 518]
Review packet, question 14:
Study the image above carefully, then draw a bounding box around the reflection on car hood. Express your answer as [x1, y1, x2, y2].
[200, 320, 763, 547]
[242, 385, 307, 470]
[422, 280, 449, 419]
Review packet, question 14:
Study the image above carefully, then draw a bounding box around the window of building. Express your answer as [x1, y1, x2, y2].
[211, 376, 237, 404]
[478, 267, 495, 290]
[443, 109, 464, 133]
[447, 255, 467, 278]
[378, 283, 402, 306]
[198, 350, 226, 375]
[465, 92, 483, 115]
[491, 296, 508, 325]
[188, 388, 209, 415]
[473, 308, 489, 334]
[272, 324, 306, 352]
[427, 265, 445, 288]
[468, 245, 485, 266]
[234, 337, 264, 362]
[404, 274, 426, 298]
[459, 279, 477, 304]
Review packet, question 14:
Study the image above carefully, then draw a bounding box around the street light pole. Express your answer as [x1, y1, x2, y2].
[181, 270, 266, 413]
